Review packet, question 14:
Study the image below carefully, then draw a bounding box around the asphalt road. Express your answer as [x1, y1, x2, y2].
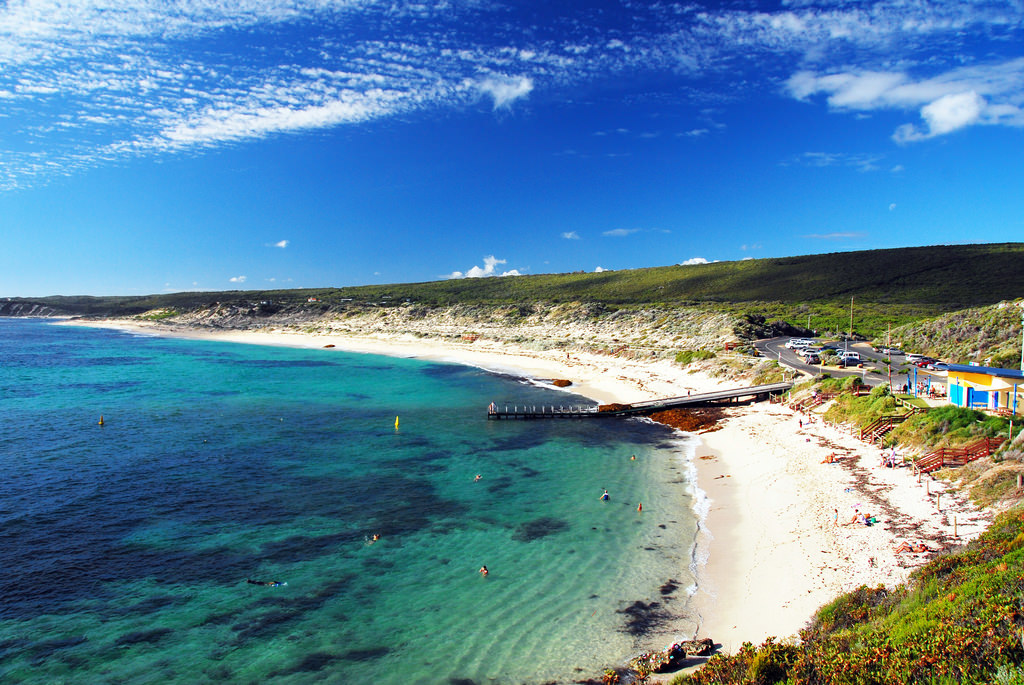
[754, 337, 940, 390]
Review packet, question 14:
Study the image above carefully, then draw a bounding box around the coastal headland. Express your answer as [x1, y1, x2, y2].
[64, 317, 989, 676]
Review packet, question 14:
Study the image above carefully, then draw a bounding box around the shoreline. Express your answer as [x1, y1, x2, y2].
[59, 318, 991, 668]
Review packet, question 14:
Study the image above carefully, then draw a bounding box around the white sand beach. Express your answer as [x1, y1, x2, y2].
[65, 319, 990, 663]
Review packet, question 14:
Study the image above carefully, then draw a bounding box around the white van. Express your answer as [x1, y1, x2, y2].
[839, 351, 860, 361]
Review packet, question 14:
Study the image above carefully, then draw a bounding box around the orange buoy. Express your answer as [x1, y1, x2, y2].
[98, 416, 105, 426]
[637, 502, 642, 513]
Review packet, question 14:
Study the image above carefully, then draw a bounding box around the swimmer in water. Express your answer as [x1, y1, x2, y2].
[474, 474, 482, 482]
[246, 578, 285, 587]
[479, 565, 489, 576]
[599, 489, 609, 501]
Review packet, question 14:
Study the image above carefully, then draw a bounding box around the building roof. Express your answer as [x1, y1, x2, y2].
[945, 363, 1024, 380]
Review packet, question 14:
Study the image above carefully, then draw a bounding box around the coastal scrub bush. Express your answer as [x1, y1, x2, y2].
[675, 349, 715, 365]
[891, 406, 1013, 450]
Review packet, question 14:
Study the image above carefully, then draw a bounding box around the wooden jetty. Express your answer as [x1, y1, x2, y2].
[486, 382, 792, 420]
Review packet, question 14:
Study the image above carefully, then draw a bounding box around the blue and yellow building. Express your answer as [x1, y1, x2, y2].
[944, 363, 1024, 415]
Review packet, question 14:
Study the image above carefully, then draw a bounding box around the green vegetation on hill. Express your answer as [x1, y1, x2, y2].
[884, 301, 1024, 366]
[5, 243, 1024, 339]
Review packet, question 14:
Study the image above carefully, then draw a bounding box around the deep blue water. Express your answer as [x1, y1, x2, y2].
[0, 318, 700, 684]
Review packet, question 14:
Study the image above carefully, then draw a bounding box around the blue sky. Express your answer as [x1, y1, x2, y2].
[1, 0, 1022, 297]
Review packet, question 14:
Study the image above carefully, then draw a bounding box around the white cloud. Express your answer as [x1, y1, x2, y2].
[680, 257, 709, 266]
[229, 275, 247, 283]
[477, 75, 533, 110]
[273, 239, 289, 248]
[786, 59, 1024, 143]
[894, 91, 987, 142]
[889, 203, 896, 211]
[603, 228, 640, 237]
[561, 231, 580, 240]
[446, 255, 519, 279]
[594, 266, 609, 272]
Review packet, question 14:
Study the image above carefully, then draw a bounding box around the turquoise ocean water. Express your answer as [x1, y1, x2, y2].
[0, 318, 702, 684]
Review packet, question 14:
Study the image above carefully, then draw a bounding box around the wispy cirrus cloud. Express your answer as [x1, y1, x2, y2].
[2, 0, 1022, 190]
[783, 151, 885, 172]
[603, 228, 641, 237]
[802, 232, 867, 240]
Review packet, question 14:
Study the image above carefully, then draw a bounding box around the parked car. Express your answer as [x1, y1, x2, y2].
[836, 357, 864, 368]
[926, 362, 949, 371]
[785, 338, 813, 349]
[839, 351, 861, 361]
[804, 353, 821, 365]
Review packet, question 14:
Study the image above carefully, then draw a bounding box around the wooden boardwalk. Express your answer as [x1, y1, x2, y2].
[486, 382, 792, 420]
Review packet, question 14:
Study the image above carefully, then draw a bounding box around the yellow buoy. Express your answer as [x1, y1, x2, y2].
[395, 416, 400, 430]
[98, 415, 105, 426]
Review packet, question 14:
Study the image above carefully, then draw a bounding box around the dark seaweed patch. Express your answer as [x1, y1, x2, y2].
[115, 628, 172, 647]
[27, 636, 88, 666]
[271, 651, 340, 676]
[258, 531, 355, 564]
[617, 600, 670, 636]
[341, 645, 390, 662]
[659, 579, 681, 596]
[232, 608, 301, 641]
[512, 517, 570, 542]
[110, 594, 187, 617]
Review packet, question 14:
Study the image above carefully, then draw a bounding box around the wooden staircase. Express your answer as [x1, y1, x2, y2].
[915, 436, 1007, 474]
[859, 407, 923, 444]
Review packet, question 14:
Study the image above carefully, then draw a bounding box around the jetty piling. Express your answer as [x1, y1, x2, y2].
[486, 382, 792, 420]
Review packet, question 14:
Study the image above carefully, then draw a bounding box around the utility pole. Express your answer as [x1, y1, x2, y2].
[887, 323, 892, 393]
[846, 296, 854, 356]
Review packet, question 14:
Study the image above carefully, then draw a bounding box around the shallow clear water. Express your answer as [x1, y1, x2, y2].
[0, 319, 701, 684]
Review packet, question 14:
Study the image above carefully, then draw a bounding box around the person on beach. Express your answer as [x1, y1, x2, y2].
[479, 565, 489, 576]
[832, 508, 839, 527]
[600, 489, 609, 501]
[843, 509, 861, 526]
[895, 541, 929, 554]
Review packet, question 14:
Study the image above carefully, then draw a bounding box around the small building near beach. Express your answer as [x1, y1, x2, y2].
[943, 363, 1024, 415]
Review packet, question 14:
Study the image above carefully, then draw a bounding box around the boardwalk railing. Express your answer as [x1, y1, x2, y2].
[487, 382, 792, 420]
[915, 436, 1006, 474]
